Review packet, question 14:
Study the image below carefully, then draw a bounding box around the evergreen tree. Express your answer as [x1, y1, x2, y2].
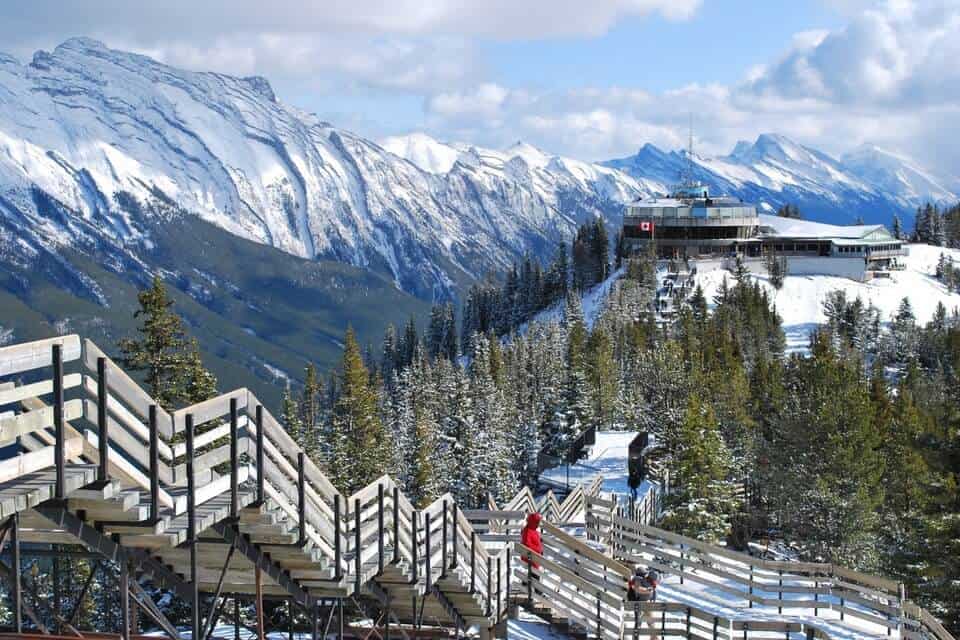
[892, 214, 904, 240]
[280, 382, 303, 442]
[764, 334, 883, 568]
[328, 327, 391, 494]
[659, 395, 737, 542]
[118, 276, 215, 409]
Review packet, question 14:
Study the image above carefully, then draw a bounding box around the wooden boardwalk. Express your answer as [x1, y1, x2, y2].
[0, 335, 954, 640]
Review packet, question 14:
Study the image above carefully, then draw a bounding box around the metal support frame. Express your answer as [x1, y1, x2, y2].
[65, 560, 101, 628]
[378, 484, 385, 575]
[298, 453, 307, 547]
[355, 497, 362, 593]
[230, 397, 240, 521]
[149, 404, 160, 522]
[486, 556, 492, 617]
[96, 356, 109, 485]
[425, 511, 432, 592]
[53, 343, 66, 501]
[255, 405, 266, 506]
[470, 532, 476, 594]
[441, 501, 448, 578]
[11, 514, 22, 632]
[128, 578, 183, 640]
[450, 504, 458, 571]
[201, 541, 238, 640]
[121, 557, 131, 640]
[392, 487, 400, 564]
[334, 494, 343, 581]
[410, 510, 419, 584]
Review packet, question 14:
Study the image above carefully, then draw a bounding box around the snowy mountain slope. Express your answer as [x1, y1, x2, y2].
[0, 39, 646, 300]
[603, 135, 958, 224]
[841, 144, 960, 208]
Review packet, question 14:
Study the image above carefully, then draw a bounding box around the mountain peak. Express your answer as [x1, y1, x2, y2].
[243, 75, 276, 102]
[54, 37, 109, 54]
[505, 140, 552, 168]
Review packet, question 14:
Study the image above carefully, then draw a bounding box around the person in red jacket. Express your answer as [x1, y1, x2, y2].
[520, 512, 544, 568]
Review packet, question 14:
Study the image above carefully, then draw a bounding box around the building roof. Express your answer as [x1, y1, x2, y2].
[758, 214, 891, 240]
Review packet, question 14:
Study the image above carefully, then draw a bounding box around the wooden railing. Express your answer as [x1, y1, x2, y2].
[0, 335, 506, 626]
[593, 512, 954, 640]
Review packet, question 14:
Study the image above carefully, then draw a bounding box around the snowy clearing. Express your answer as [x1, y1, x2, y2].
[697, 243, 960, 352]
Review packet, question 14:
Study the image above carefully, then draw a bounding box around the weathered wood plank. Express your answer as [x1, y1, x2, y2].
[0, 399, 83, 441]
[0, 335, 81, 377]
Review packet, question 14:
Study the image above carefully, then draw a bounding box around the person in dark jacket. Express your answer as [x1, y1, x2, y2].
[628, 567, 660, 640]
[520, 512, 543, 568]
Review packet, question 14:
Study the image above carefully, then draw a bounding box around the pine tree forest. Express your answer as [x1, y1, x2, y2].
[3, 221, 958, 633]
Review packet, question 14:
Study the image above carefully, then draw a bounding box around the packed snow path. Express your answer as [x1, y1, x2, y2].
[0, 334, 954, 640]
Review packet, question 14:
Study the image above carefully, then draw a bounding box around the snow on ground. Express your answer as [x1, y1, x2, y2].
[524, 267, 625, 332]
[697, 244, 960, 353]
[540, 430, 659, 500]
[508, 610, 568, 640]
[654, 574, 892, 639]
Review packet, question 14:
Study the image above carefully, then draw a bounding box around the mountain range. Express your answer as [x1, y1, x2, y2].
[1, 38, 958, 398]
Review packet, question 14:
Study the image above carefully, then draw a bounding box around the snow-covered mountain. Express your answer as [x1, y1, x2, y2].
[0, 38, 644, 301]
[2, 38, 957, 309]
[603, 134, 958, 224]
[841, 144, 959, 209]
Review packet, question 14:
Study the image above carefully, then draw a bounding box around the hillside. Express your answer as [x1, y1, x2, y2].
[697, 244, 960, 351]
[0, 211, 429, 406]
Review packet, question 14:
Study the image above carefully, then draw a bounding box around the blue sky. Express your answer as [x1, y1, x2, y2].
[1, 0, 958, 173]
[481, 2, 844, 92]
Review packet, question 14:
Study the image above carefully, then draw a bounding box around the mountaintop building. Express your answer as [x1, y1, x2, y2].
[623, 182, 905, 281]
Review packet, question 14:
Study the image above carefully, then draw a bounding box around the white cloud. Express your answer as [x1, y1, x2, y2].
[421, 0, 960, 173]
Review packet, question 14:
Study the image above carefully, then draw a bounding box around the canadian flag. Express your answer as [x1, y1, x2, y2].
[640, 221, 653, 233]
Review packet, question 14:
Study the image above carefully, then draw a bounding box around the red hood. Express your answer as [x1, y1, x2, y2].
[526, 512, 542, 528]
